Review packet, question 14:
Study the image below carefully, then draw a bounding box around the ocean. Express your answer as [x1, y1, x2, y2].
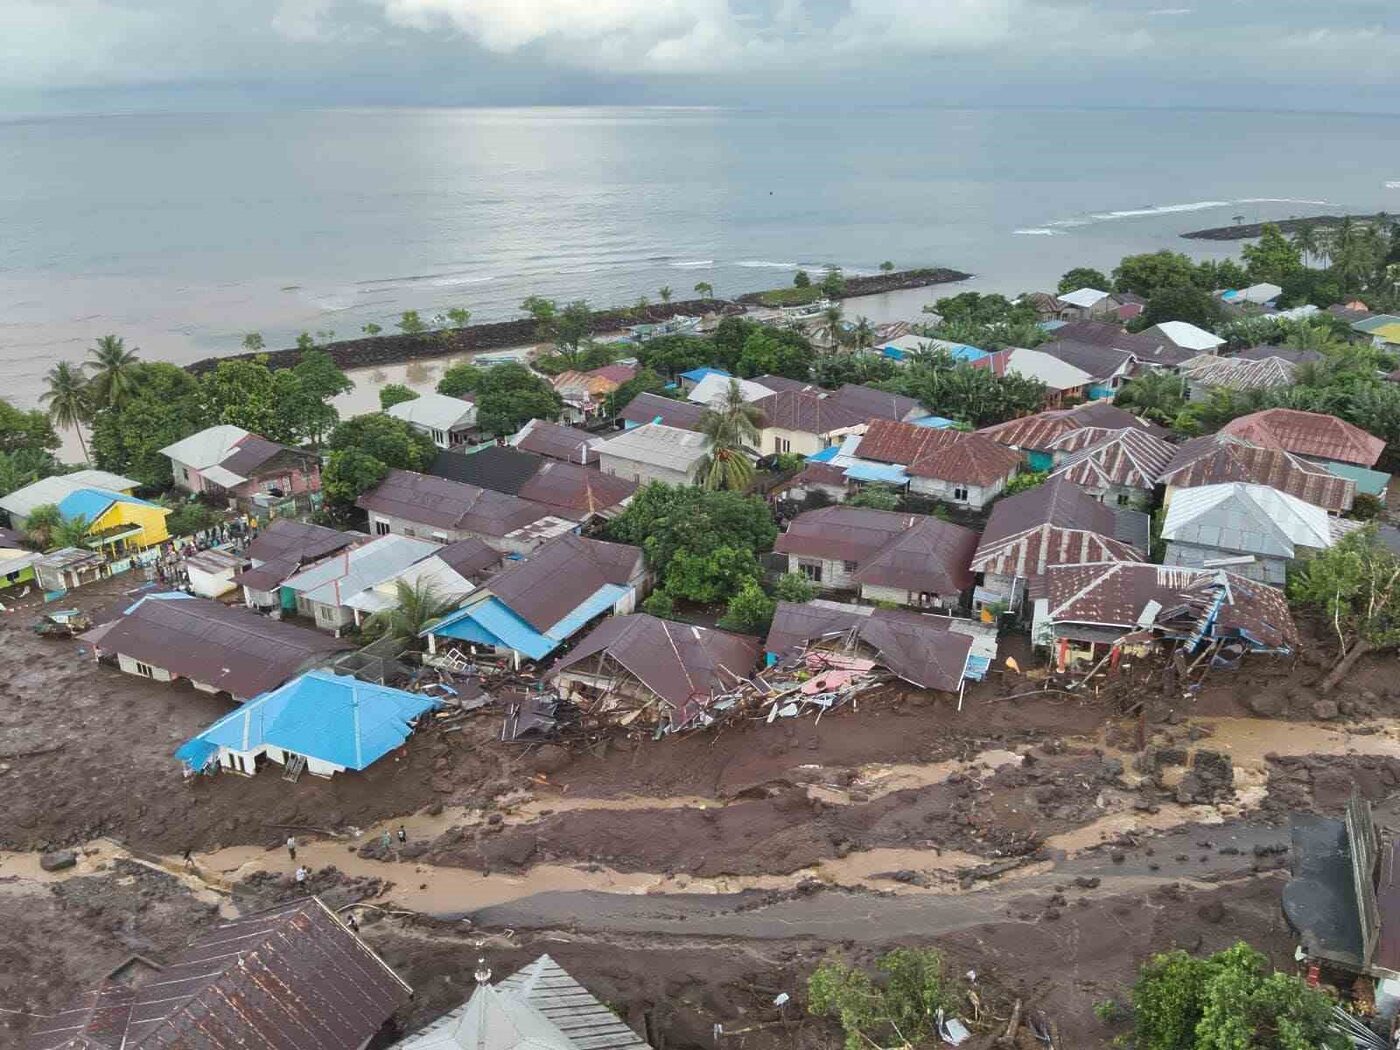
[3, 105, 1400, 410]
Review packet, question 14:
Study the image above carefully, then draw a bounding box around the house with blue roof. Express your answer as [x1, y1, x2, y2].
[55, 487, 170, 553]
[423, 532, 647, 668]
[677, 366, 729, 392]
[175, 670, 440, 778]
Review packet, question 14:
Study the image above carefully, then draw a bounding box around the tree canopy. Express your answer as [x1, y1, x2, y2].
[808, 948, 961, 1050]
[1057, 267, 1111, 294]
[1113, 250, 1204, 298]
[322, 412, 436, 507]
[878, 351, 1046, 428]
[379, 384, 420, 410]
[1141, 284, 1224, 330]
[472, 362, 563, 435]
[1241, 223, 1305, 285]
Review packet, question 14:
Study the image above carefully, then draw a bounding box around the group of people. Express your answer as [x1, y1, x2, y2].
[147, 515, 259, 588]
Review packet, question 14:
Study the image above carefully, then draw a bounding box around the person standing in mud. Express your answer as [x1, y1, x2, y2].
[286, 835, 297, 861]
[295, 865, 309, 891]
[396, 825, 407, 846]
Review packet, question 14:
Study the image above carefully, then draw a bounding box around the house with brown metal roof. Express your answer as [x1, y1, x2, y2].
[846, 419, 1022, 509]
[823, 383, 927, 424]
[508, 418, 603, 465]
[970, 477, 1147, 614]
[775, 505, 978, 610]
[1220, 408, 1385, 468]
[160, 424, 321, 510]
[429, 446, 637, 521]
[233, 518, 361, 610]
[552, 363, 638, 421]
[357, 469, 576, 556]
[978, 401, 1164, 471]
[1046, 426, 1177, 506]
[549, 613, 761, 732]
[79, 592, 350, 701]
[616, 392, 706, 432]
[751, 387, 868, 457]
[1157, 434, 1355, 515]
[23, 897, 410, 1050]
[1031, 562, 1298, 672]
[1034, 339, 1138, 398]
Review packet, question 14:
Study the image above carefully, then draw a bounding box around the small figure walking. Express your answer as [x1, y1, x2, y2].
[182, 848, 195, 870]
[295, 865, 309, 891]
[380, 830, 392, 852]
[345, 912, 360, 933]
[396, 825, 407, 846]
[286, 835, 297, 861]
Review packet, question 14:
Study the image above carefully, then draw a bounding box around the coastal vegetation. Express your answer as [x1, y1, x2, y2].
[434, 360, 563, 436]
[919, 291, 1047, 350]
[321, 412, 436, 510]
[695, 379, 763, 492]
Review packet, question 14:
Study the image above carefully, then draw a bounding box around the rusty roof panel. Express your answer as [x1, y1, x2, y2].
[1159, 434, 1355, 514]
[1221, 408, 1385, 467]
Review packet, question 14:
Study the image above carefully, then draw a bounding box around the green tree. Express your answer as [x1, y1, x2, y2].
[717, 578, 775, 632]
[694, 281, 714, 300]
[242, 332, 265, 352]
[363, 578, 457, 650]
[1114, 370, 1187, 425]
[1291, 225, 1321, 267]
[640, 590, 674, 617]
[1003, 470, 1049, 495]
[22, 503, 63, 550]
[322, 448, 389, 506]
[880, 351, 1046, 428]
[379, 384, 420, 410]
[808, 948, 960, 1050]
[603, 368, 668, 416]
[198, 359, 288, 441]
[1057, 267, 1111, 294]
[879, 260, 895, 273]
[40, 361, 92, 464]
[293, 349, 354, 402]
[848, 484, 901, 510]
[696, 379, 762, 491]
[819, 265, 846, 298]
[1289, 528, 1400, 692]
[361, 322, 383, 337]
[521, 296, 558, 341]
[665, 545, 762, 604]
[50, 513, 93, 552]
[849, 316, 875, 350]
[326, 413, 436, 472]
[553, 300, 594, 364]
[0, 400, 60, 455]
[1113, 250, 1203, 298]
[811, 352, 897, 389]
[793, 269, 811, 289]
[1130, 941, 1344, 1050]
[1141, 285, 1224, 329]
[88, 363, 203, 487]
[774, 572, 817, 603]
[474, 362, 563, 436]
[437, 362, 485, 397]
[85, 335, 143, 411]
[397, 310, 427, 335]
[658, 286, 672, 304]
[1241, 223, 1305, 285]
[736, 329, 815, 380]
[295, 331, 317, 352]
[0, 448, 61, 499]
[446, 307, 472, 328]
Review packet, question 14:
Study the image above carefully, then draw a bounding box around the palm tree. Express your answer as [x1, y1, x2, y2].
[40, 361, 91, 464]
[23, 503, 63, 550]
[816, 303, 844, 350]
[364, 579, 457, 651]
[850, 316, 875, 350]
[694, 281, 714, 300]
[696, 379, 761, 491]
[86, 334, 142, 410]
[1113, 370, 1186, 426]
[50, 514, 92, 552]
[1290, 226, 1320, 268]
[658, 286, 673, 304]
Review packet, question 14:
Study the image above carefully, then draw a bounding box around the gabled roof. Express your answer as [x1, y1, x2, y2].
[516, 461, 637, 519]
[753, 388, 867, 436]
[510, 419, 601, 465]
[25, 898, 409, 1050]
[595, 423, 708, 472]
[748, 374, 817, 394]
[1034, 339, 1136, 381]
[973, 477, 1146, 579]
[1162, 482, 1336, 558]
[386, 392, 477, 431]
[823, 383, 922, 423]
[1158, 434, 1355, 514]
[1057, 287, 1114, 309]
[1052, 320, 1170, 356]
[159, 424, 251, 469]
[179, 670, 438, 770]
[1048, 427, 1176, 492]
[1181, 354, 1296, 391]
[617, 392, 705, 432]
[472, 532, 642, 634]
[391, 954, 649, 1050]
[433, 537, 503, 580]
[855, 420, 1022, 486]
[81, 593, 349, 699]
[765, 601, 974, 693]
[549, 614, 760, 724]
[971, 346, 1092, 392]
[429, 446, 543, 495]
[281, 533, 442, 607]
[358, 469, 564, 536]
[0, 469, 140, 520]
[56, 487, 164, 523]
[978, 401, 1160, 453]
[158, 425, 308, 484]
[686, 374, 775, 406]
[1232, 345, 1322, 365]
[233, 520, 360, 591]
[1220, 408, 1385, 467]
[1041, 561, 1297, 651]
[1143, 320, 1225, 352]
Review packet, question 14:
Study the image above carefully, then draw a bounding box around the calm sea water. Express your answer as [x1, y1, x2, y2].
[3, 105, 1400, 408]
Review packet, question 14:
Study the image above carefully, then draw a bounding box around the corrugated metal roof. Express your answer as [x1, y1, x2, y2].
[595, 424, 708, 472]
[753, 389, 867, 436]
[978, 401, 1160, 453]
[1158, 434, 1355, 514]
[1144, 321, 1225, 351]
[281, 533, 441, 607]
[517, 462, 637, 519]
[1048, 427, 1177, 492]
[973, 478, 1144, 579]
[83, 593, 349, 699]
[386, 392, 478, 431]
[158, 424, 251, 470]
[1320, 461, 1390, 497]
[686, 374, 774, 406]
[970, 347, 1093, 391]
[616, 393, 705, 432]
[824, 383, 922, 423]
[1056, 287, 1113, 308]
[56, 487, 162, 522]
[511, 419, 602, 465]
[1220, 408, 1386, 467]
[1181, 354, 1296, 391]
[1162, 482, 1333, 558]
[358, 470, 561, 535]
[1035, 339, 1136, 381]
[854, 419, 1021, 486]
[430, 446, 542, 495]
[0, 469, 140, 520]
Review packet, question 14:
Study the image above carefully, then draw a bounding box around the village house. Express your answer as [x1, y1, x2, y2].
[1033, 339, 1138, 399]
[183, 547, 247, 599]
[617, 391, 706, 432]
[1048, 319, 1183, 368]
[0, 468, 139, 531]
[389, 954, 651, 1050]
[176, 670, 440, 778]
[1157, 433, 1356, 515]
[386, 391, 479, 448]
[1232, 345, 1323, 365]
[1138, 320, 1226, 358]
[1031, 561, 1298, 671]
[33, 548, 107, 592]
[0, 531, 40, 592]
[423, 532, 647, 667]
[232, 517, 361, 610]
[677, 365, 730, 392]
[1054, 287, 1122, 321]
[843, 419, 1022, 509]
[1161, 481, 1357, 584]
[970, 346, 1093, 407]
[1351, 313, 1400, 348]
[428, 444, 637, 521]
[766, 600, 997, 695]
[551, 363, 637, 421]
[970, 477, 1147, 616]
[1220, 407, 1386, 469]
[1046, 426, 1177, 506]
[595, 423, 709, 486]
[342, 538, 500, 625]
[685, 373, 779, 407]
[751, 387, 868, 456]
[549, 613, 761, 733]
[978, 400, 1164, 471]
[1179, 354, 1296, 401]
[160, 425, 321, 510]
[53, 486, 171, 557]
[823, 383, 928, 424]
[81, 592, 349, 700]
[508, 417, 603, 464]
[357, 469, 576, 555]
[280, 533, 443, 632]
[775, 505, 978, 610]
[22, 897, 411, 1050]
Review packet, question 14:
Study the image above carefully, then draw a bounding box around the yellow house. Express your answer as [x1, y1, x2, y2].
[57, 487, 171, 554]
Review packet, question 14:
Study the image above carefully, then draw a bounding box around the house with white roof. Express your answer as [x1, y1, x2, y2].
[386, 392, 479, 448]
[970, 347, 1094, 407]
[685, 373, 778, 407]
[0, 469, 139, 530]
[596, 423, 709, 486]
[280, 533, 441, 632]
[1161, 481, 1357, 585]
[1140, 321, 1225, 358]
[1055, 287, 1119, 320]
[160, 424, 321, 504]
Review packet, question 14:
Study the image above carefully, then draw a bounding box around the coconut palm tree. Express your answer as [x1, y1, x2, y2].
[22, 503, 63, 550]
[364, 578, 457, 651]
[658, 286, 673, 304]
[1113, 369, 1186, 426]
[850, 316, 875, 350]
[40, 361, 91, 464]
[694, 281, 714, 300]
[86, 334, 142, 410]
[1290, 226, 1320, 268]
[696, 379, 762, 491]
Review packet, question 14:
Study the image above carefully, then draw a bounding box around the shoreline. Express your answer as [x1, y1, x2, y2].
[1181, 212, 1389, 241]
[184, 267, 970, 378]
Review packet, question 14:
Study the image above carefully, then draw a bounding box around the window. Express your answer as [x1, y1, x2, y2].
[374, 519, 391, 536]
[431, 428, 446, 444]
[1116, 493, 1131, 506]
[842, 560, 858, 574]
[953, 485, 969, 502]
[774, 437, 791, 454]
[134, 661, 155, 678]
[799, 561, 823, 583]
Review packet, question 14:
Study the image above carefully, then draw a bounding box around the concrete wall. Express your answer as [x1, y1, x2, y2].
[188, 566, 236, 599]
[784, 553, 857, 590]
[598, 453, 696, 488]
[1163, 541, 1283, 585]
[859, 582, 961, 611]
[117, 652, 173, 682]
[759, 426, 828, 457]
[369, 510, 563, 558]
[908, 474, 1007, 511]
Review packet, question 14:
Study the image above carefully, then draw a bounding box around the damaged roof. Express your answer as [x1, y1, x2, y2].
[357, 469, 565, 537]
[24, 897, 410, 1050]
[765, 601, 974, 693]
[1158, 434, 1355, 514]
[82, 593, 349, 699]
[1220, 408, 1385, 467]
[1048, 427, 1177, 492]
[973, 478, 1146, 579]
[855, 419, 1022, 486]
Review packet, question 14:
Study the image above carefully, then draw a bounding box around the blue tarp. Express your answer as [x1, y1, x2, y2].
[843, 462, 909, 484]
[805, 445, 841, 463]
[909, 415, 958, 429]
[946, 344, 988, 362]
[1038, 319, 1068, 332]
[177, 670, 439, 772]
[679, 366, 730, 384]
[881, 345, 907, 361]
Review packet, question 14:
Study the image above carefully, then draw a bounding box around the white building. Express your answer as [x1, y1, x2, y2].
[386, 393, 479, 448]
[596, 423, 709, 486]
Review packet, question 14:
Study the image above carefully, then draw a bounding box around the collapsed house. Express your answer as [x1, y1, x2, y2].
[23, 897, 410, 1050]
[1031, 561, 1298, 671]
[548, 613, 761, 732]
[389, 953, 651, 1050]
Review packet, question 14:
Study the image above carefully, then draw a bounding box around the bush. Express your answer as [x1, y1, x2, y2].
[717, 579, 775, 633]
[848, 484, 901, 511]
[379, 384, 419, 410]
[774, 572, 817, 603]
[166, 500, 225, 538]
[641, 591, 674, 617]
[809, 948, 960, 1050]
[1004, 470, 1047, 495]
[1349, 492, 1383, 520]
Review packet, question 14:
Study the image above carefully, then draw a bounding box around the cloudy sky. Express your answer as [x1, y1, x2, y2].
[5, 0, 1399, 114]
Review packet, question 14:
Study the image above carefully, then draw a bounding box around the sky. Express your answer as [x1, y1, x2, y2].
[4, 0, 1400, 115]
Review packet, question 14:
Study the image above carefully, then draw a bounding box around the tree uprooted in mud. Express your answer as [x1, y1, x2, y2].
[1288, 527, 1400, 693]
